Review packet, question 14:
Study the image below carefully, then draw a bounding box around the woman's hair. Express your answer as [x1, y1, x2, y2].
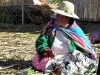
[66, 17, 74, 28]
[69, 18, 74, 25]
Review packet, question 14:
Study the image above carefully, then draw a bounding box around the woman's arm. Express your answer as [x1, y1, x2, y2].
[36, 34, 50, 56]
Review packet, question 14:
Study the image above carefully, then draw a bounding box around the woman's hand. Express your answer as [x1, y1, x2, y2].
[89, 30, 100, 44]
[44, 48, 56, 58]
[48, 50, 56, 58]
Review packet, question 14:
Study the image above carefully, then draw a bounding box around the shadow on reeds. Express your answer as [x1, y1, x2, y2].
[0, 23, 44, 34]
[0, 59, 32, 70]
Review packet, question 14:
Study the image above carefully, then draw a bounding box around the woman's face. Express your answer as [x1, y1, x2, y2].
[55, 14, 71, 28]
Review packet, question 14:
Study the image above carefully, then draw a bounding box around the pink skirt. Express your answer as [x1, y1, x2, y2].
[32, 53, 50, 71]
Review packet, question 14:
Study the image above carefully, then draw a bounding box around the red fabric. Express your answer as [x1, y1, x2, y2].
[54, 67, 62, 74]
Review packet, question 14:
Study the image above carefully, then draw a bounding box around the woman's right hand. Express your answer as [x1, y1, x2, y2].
[48, 50, 56, 58]
[44, 48, 56, 58]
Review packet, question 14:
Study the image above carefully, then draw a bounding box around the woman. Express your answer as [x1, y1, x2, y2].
[32, 1, 97, 75]
[89, 30, 100, 44]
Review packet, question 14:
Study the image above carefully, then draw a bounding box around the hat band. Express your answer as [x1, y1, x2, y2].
[58, 7, 74, 15]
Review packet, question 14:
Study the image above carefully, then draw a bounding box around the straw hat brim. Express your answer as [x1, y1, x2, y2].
[51, 9, 79, 19]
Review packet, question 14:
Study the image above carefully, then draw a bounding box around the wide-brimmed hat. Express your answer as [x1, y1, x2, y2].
[51, 1, 79, 19]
